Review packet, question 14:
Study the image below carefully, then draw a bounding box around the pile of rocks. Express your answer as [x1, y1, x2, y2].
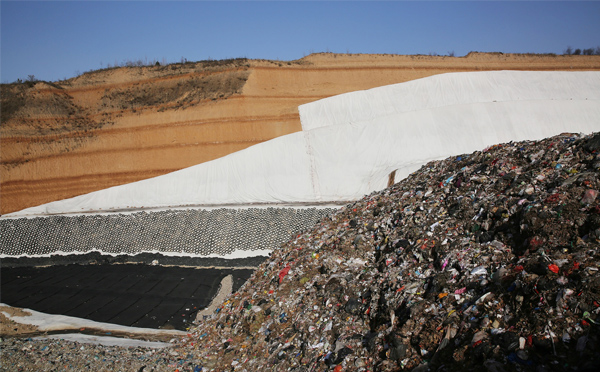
[0, 336, 177, 371]
[180, 132, 600, 371]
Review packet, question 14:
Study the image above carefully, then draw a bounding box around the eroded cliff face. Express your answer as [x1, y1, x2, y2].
[2, 53, 599, 214]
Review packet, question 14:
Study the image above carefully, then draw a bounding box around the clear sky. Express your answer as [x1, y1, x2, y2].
[1, 0, 599, 83]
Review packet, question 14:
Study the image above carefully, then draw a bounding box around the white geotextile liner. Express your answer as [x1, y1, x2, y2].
[6, 71, 600, 217]
[14, 134, 315, 215]
[299, 71, 600, 131]
[307, 99, 600, 200]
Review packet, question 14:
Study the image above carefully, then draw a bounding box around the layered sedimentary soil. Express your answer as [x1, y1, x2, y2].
[2, 53, 600, 214]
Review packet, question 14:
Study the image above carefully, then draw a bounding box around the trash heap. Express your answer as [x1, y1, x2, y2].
[177, 132, 600, 371]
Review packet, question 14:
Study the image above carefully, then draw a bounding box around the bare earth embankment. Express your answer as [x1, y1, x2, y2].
[2, 53, 600, 214]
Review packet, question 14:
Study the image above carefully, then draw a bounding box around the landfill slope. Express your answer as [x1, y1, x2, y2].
[2, 132, 600, 371]
[179, 132, 600, 371]
[0, 207, 334, 259]
[3, 53, 599, 215]
[7, 70, 600, 217]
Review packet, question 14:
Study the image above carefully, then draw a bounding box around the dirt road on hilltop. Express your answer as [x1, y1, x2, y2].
[2, 52, 600, 214]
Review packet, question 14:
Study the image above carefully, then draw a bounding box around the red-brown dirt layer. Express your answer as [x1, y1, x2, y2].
[2, 53, 600, 214]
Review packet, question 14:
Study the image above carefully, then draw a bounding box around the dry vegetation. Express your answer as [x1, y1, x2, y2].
[2, 53, 600, 214]
[100, 69, 249, 112]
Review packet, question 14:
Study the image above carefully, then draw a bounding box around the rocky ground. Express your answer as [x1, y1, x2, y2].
[2, 132, 600, 371]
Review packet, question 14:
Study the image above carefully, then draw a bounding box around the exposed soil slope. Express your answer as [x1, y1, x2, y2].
[2, 53, 600, 214]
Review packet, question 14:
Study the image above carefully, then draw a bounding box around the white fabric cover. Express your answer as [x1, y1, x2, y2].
[6, 71, 600, 217]
[299, 71, 600, 131]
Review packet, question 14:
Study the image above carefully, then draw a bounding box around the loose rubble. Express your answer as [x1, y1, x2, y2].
[2, 132, 600, 371]
[0, 337, 177, 371]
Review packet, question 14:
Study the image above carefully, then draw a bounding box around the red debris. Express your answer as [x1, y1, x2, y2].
[545, 193, 561, 204]
[514, 265, 524, 272]
[278, 265, 291, 284]
[529, 237, 544, 248]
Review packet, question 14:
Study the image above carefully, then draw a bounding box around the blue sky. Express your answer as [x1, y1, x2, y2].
[1, 1, 599, 83]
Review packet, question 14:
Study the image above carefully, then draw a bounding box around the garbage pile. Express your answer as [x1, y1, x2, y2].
[178, 132, 600, 371]
[2, 132, 599, 372]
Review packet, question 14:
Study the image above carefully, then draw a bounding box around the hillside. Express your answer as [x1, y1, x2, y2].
[2, 53, 600, 214]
